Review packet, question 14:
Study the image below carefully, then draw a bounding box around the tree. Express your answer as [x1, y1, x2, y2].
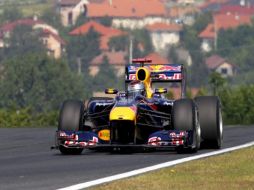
[108, 35, 129, 52]
[181, 12, 212, 87]
[40, 7, 62, 29]
[218, 85, 254, 124]
[182, 12, 212, 52]
[131, 29, 153, 58]
[187, 53, 209, 87]
[3, 25, 46, 59]
[216, 24, 254, 84]
[0, 54, 85, 112]
[96, 16, 112, 27]
[208, 72, 226, 95]
[74, 14, 90, 28]
[0, 6, 23, 24]
[92, 56, 122, 91]
[67, 28, 101, 74]
[167, 46, 178, 63]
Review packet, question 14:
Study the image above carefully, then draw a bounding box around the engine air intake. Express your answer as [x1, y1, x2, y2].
[137, 69, 146, 81]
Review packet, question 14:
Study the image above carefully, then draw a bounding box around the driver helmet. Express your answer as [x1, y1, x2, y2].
[128, 80, 145, 96]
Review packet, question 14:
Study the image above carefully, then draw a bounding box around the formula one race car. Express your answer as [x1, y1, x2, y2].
[53, 58, 223, 155]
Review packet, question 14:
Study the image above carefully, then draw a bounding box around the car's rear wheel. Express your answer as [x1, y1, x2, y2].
[172, 99, 200, 153]
[195, 96, 223, 149]
[58, 100, 85, 155]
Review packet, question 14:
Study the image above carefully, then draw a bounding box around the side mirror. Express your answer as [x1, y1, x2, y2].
[155, 88, 167, 94]
[105, 88, 118, 94]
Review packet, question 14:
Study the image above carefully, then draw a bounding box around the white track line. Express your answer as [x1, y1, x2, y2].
[57, 141, 254, 190]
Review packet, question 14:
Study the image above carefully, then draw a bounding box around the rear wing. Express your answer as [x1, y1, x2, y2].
[125, 64, 184, 83]
[125, 63, 187, 98]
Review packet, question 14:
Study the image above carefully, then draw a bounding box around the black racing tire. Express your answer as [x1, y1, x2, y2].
[58, 100, 85, 131]
[58, 100, 85, 155]
[194, 96, 223, 149]
[172, 99, 200, 153]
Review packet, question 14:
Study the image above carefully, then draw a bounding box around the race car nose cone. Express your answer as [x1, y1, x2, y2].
[110, 107, 136, 121]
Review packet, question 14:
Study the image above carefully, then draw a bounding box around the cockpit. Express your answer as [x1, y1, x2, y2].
[127, 80, 146, 97]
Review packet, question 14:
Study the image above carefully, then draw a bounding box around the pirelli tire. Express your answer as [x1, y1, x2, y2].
[194, 96, 223, 149]
[172, 99, 201, 153]
[58, 100, 85, 155]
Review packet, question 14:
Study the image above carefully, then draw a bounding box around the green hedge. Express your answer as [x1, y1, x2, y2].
[0, 108, 58, 128]
[219, 85, 254, 125]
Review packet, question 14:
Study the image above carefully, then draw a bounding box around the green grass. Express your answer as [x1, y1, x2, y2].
[91, 146, 254, 190]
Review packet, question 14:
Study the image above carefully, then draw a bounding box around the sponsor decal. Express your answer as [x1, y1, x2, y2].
[171, 140, 184, 145]
[169, 131, 186, 138]
[96, 102, 113, 106]
[169, 131, 186, 146]
[148, 65, 182, 72]
[98, 129, 110, 141]
[88, 137, 99, 146]
[128, 73, 181, 81]
[156, 73, 182, 80]
[169, 132, 176, 137]
[148, 136, 162, 146]
[128, 65, 182, 72]
[163, 101, 173, 106]
[65, 137, 99, 147]
[129, 74, 136, 80]
[59, 132, 75, 139]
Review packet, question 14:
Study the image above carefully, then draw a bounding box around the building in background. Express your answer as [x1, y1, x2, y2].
[146, 22, 182, 52]
[58, 0, 89, 26]
[199, 13, 252, 52]
[205, 54, 235, 77]
[144, 52, 170, 65]
[86, 0, 170, 29]
[89, 51, 127, 76]
[0, 18, 66, 59]
[69, 20, 126, 50]
[40, 29, 66, 59]
[199, 3, 254, 52]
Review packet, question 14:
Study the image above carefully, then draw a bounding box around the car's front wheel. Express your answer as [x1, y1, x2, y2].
[58, 100, 85, 155]
[172, 99, 200, 153]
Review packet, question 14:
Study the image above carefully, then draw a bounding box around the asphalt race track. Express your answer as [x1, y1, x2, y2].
[0, 126, 254, 190]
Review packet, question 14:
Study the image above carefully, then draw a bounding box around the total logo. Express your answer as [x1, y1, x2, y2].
[98, 129, 110, 141]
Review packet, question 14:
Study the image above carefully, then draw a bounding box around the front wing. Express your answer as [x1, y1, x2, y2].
[54, 130, 194, 150]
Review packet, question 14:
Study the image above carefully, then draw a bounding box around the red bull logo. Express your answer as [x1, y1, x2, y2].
[148, 65, 182, 72]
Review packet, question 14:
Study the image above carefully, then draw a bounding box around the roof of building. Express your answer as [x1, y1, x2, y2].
[214, 13, 252, 29]
[219, 5, 254, 15]
[69, 21, 126, 50]
[146, 22, 182, 32]
[198, 23, 215, 38]
[145, 52, 170, 65]
[69, 20, 125, 36]
[90, 51, 127, 65]
[205, 54, 229, 69]
[0, 18, 44, 32]
[99, 34, 118, 50]
[59, 0, 82, 6]
[86, 0, 167, 18]
[199, 13, 252, 39]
